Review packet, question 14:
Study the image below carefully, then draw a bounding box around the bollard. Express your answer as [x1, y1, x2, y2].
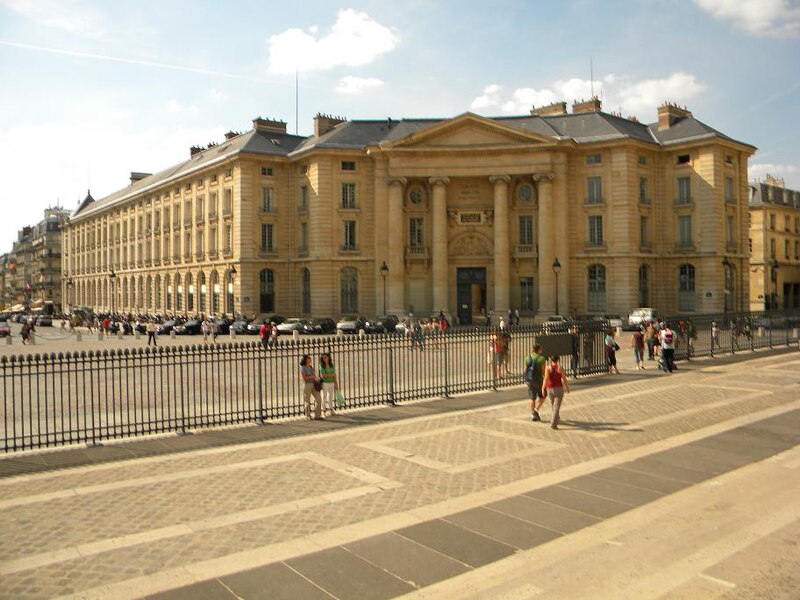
[76, 331, 82, 342]
[117, 330, 123, 340]
[358, 329, 366, 339]
[170, 330, 176, 340]
[337, 329, 343, 337]
[98, 331, 104, 341]
[230, 330, 236, 340]
[293, 330, 299, 340]
[135, 331, 141, 340]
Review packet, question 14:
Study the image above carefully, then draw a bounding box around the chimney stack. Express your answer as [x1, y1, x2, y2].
[224, 131, 239, 140]
[252, 117, 287, 133]
[531, 101, 567, 116]
[314, 113, 347, 137]
[657, 102, 692, 130]
[189, 145, 203, 157]
[572, 97, 602, 114]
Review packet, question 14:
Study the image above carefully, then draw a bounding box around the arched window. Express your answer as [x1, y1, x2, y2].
[587, 264, 606, 312]
[198, 272, 207, 313]
[723, 262, 734, 312]
[137, 276, 143, 310]
[259, 269, 274, 312]
[155, 275, 162, 310]
[186, 274, 194, 313]
[175, 274, 183, 313]
[678, 263, 696, 311]
[301, 268, 311, 314]
[638, 264, 650, 307]
[210, 270, 219, 314]
[166, 280, 173, 312]
[146, 276, 152, 309]
[225, 269, 234, 315]
[340, 267, 358, 313]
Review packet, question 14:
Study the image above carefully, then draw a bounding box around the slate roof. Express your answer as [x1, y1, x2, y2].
[749, 181, 800, 208]
[73, 110, 754, 221]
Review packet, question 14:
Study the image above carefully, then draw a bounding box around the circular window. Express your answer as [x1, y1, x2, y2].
[517, 184, 534, 203]
[409, 186, 425, 205]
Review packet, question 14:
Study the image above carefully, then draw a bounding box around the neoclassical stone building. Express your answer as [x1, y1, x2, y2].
[748, 176, 800, 311]
[63, 101, 755, 322]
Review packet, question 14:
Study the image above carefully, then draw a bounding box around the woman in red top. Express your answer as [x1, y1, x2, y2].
[541, 355, 570, 430]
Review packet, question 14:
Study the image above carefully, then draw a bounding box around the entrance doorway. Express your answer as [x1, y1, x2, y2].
[456, 267, 486, 325]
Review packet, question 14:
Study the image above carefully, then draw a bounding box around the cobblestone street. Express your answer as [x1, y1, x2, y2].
[0, 348, 798, 599]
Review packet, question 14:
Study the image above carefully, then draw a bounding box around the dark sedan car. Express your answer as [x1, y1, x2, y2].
[229, 320, 250, 335]
[301, 318, 336, 335]
[336, 315, 367, 334]
[174, 319, 202, 335]
[36, 315, 53, 327]
[364, 315, 399, 334]
[210, 317, 230, 335]
[277, 318, 308, 334]
[157, 319, 178, 335]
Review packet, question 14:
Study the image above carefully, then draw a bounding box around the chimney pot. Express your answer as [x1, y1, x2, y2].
[314, 113, 347, 137]
[252, 117, 287, 133]
[571, 97, 602, 114]
[657, 102, 692, 130]
[531, 101, 568, 116]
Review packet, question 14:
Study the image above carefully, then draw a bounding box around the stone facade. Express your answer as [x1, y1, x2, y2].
[748, 176, 800, 310]
[63, 104, 755, 322]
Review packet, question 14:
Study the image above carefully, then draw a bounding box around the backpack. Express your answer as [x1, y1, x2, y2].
[524, 354, 544, 384]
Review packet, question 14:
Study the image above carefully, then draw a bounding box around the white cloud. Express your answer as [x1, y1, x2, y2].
[0, 0, 105, 36]
[749, 163, 800, 185]
[471, 72, 706, 121]
[267, 9, 398, 74]
[694, 0, 800, 37]
[165, 99, 199, 114]
[334, 75, 384, 94]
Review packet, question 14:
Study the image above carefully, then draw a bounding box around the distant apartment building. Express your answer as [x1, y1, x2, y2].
[62, 102, 754, 322]
[1, 208, 69, 312]
[749, 176, 800, 310]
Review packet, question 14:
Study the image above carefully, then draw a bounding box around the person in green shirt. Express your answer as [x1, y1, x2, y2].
[524, 344, 547, 421]
[319, 353, 339, 416]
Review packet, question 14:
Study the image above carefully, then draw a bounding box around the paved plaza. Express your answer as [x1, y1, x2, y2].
[0, 346, 799, 599]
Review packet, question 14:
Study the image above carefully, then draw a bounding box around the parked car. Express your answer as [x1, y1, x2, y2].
[541, 315, 569, 333]
[276, 318, 308, 334]
[0, 322, 10, 337]
[246, 314, 285, 334]
[302, 317, 337, 335]
[627, 308, 657, 330]
[0, 313, 9, 322]
[364, 315, 399, 334]
[36, 315, 53, 327]
[209, 317, 231, 335]
[157, 319, 178, 335]
[336, 315, 367, 334]
[229, 320, 250, 335]
[174, 319, 202, 335]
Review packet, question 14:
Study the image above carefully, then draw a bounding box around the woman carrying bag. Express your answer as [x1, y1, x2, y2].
[319, 353, 340, 417]
[299, 354, 323, 420]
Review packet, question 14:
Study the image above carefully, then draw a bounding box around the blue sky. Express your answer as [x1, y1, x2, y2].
[1, 0, 798, 249]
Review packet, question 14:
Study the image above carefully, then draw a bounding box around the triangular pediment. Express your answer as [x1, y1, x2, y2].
[383, 112, 555, 149]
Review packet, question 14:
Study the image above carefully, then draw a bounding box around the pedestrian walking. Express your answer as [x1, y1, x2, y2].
[645, 321, 657, 360]
[542, 355, 569, 430]
[659, 324, 676, 373]
[258, 320, 269, 350]
[319, 353, 339, 416]
[604, 328, 620, 374]
[201, 318, 210, 345]
[299, 354, 323, 420]
[489, 331, 504, 379]
[211, 319, 219, 343]
[630, 327, 645, 370]
[500, 327, 512, 374]
[146, 320, 157, 346]
[711, 321, 721, 350]
[524, 344, 547, 421]
[269, 322, 278, 348]
[20, 321, 30, 345]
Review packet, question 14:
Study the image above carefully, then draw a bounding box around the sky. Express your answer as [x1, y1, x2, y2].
[0, 0, 798, 250]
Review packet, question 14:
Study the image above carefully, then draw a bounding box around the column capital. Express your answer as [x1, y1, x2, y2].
[429, 176, 451, 186]
[532, 172, 554, 183]
[387, 176, 407, 187]
[489, 175, 511, 185]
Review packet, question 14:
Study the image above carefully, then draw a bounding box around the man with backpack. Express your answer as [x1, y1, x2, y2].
[659, 324, 676, 373]
[524, 344, 548, 421]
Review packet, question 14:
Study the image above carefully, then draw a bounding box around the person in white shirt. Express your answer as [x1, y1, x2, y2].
[659, 324, 676, 373]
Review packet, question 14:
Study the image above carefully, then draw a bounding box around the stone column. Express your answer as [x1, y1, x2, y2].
[535, 173, 556, 316]
[430, 177, 450, 313]
[490, 175, 511, 316]
[387, 177, 407, 314]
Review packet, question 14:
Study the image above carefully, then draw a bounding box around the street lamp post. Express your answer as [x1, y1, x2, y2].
[552, 258, 562, 316]
[108, 269, 116, 315]
[770, 259, 779, 311]
[379, 261, 389, 315]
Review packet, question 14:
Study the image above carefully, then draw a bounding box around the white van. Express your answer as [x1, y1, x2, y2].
[627, 308, 657, 330]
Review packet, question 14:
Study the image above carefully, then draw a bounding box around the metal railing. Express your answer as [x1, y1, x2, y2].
[1, 320, 611, 452]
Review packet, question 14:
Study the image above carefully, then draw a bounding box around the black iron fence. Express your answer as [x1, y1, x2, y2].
[1, 320, 610, 453]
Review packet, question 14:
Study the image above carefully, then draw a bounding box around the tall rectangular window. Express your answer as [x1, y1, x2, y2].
[261, 223, 274, 252]
[261, 187, 275, 212]
[725, 177, 735, 202]
[677, 177, 691, 203]
[223, 189, 232, 215]
[639, 177, 649, 204]
[299, 222, 307, 252]
[409, 217, 424, 247]
[770, 237, 776, 258]
[299, 185, 308, 211]
[520, 277, 534, 311]
[588, 215, 603, 247]
[518, 215, 533, 246]
[208, 192, 217, 217]
[342, 220, 356, 250]
[640, 215, 650, 247]
[224, 225, 232, 253]
[726, 216, 735, 243]
[341, 183, 356, 208]
[678, 215, 693, 246]
[785, 239, 790, 259]
[587, 177, 603, 204]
